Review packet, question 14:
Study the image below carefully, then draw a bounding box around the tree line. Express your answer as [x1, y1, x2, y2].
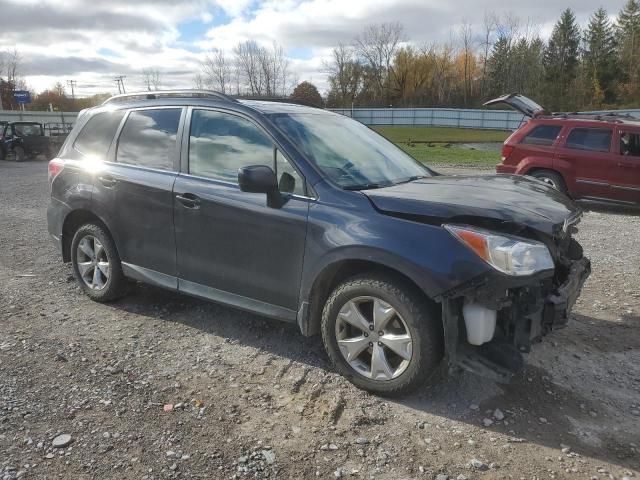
[324, 1, 640, 111]
[2, 2, 639, 112]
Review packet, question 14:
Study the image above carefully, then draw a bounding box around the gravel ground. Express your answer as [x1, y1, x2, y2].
[1, 161, 639, 480]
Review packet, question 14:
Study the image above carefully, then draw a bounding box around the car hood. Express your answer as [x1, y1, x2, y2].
[364, 174, 580, 236]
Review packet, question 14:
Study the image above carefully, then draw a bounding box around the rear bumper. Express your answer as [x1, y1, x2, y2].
[47, 198, 70, 260]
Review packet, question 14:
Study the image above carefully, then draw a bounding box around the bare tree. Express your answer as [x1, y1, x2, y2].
[142, 68, 162, 91]
[480, 12, 498, 98]
[355, 22, 405, 103]
[193, 73, 205, 90]
[4, 48, 22, 86]
[459, 21, 474, 106]
[323, 43, 363, 107]
[234, 40, 264, 95]
[201, 50, 232, 93]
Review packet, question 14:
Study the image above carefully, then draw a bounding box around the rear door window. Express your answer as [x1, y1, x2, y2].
[520, 125, 562, 146]
[565, 128, 612, 153]
[74, 111, 125, 157]
[116, 108, 181, 170]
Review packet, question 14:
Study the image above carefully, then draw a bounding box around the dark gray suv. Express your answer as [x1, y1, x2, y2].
[47, 90, 590, 395]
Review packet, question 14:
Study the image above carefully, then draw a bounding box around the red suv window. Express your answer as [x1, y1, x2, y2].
[520, 125, 562, 146]
[566, 128, 612, 153]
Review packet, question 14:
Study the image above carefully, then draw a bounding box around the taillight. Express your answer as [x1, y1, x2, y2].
[501, 144, 515, 162]
[48, 159, 64, 186]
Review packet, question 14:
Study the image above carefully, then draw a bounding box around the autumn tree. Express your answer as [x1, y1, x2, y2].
[290, 81, 323, 107]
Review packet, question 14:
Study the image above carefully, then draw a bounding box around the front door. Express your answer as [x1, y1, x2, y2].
[610, 128, 640, 203]
[173, 109, 309, 319]
[555, 127, 616, 200]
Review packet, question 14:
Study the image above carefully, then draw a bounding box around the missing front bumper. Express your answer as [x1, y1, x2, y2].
[443, 256, 591, 381]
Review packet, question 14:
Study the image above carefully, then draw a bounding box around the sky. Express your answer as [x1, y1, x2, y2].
[0, 0, 627, 97]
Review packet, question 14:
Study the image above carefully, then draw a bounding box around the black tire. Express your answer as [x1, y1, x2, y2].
[12, 146, 26, 162]
[70, 223, 127, 302]
[529, 169, 567, 194]
[321, 274, 443, 396]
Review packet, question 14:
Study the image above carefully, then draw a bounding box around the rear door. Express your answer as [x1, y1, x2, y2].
[555, 126, 617, 200]
[610, 128, 640, 203]
[92, 107, 184, 284]
[173, 108, 310, 318]
[510, 123, 562, 167]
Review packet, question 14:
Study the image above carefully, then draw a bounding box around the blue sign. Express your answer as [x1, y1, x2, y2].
[13, 90, 31, 104]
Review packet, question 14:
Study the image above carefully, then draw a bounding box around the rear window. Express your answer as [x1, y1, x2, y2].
[13, 124, 43, 137]
[116, 108, 181, 171]
[566, 128, 612, 153]
[521, 125, 561, 146]
[74, 111, 125, 158]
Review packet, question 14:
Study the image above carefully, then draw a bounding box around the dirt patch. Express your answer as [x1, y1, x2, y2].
[1, 161, 638, 479]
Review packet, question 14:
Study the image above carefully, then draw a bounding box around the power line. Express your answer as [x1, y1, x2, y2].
[114, 76, 126, 94]
[66, 80, 77, 100]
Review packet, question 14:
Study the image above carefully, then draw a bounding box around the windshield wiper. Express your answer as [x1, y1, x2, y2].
[392, 175, 429, 185]
[343, 182, 392, 191]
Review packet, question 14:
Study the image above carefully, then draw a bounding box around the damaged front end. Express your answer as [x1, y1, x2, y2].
[440, 214, 591, 382]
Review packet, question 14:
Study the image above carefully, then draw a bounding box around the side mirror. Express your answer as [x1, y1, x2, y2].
[238, 165, 278, 194]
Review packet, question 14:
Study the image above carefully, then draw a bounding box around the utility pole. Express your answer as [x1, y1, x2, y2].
[66, 80, 77, 100]
[114, 76, 126, 94]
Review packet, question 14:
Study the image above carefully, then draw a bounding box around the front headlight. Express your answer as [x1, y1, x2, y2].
[444, 225, 554, 276]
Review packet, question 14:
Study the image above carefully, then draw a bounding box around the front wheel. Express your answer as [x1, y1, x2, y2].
[321, 274, 443, 396]
[71, 223, 127, 302]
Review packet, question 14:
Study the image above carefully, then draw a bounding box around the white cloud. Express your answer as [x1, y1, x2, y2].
[0, 0, 629, 97]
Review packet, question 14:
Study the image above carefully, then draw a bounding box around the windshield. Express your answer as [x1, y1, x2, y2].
[270, 113, 430, 189]
[14, 124, 43, 137]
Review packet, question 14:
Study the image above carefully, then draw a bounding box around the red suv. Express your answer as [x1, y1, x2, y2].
[487, 94, 640, 205]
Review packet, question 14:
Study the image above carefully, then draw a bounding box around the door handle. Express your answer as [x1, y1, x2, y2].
[97, 175, 117, 188]
[557, 154, 571, 160]
[618, 162, 638, 169]
[175, 193, 201, 209]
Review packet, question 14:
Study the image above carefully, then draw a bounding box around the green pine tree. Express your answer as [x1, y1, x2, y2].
[616, 0, 640, 103]
[543, 8, 581, 110]
[583, 8, 618, 105]
[486, 36, 511, 97]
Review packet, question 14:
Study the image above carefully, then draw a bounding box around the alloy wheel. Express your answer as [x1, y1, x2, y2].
[538, 176, 558, 189]
[335, 296, 413, 381]
[76, 235, 110, 290]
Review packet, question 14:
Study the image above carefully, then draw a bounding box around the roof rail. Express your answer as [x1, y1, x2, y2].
[547, 111, 639, 123]
[238, 96, 323, 108]
[102, 89, 237, 105]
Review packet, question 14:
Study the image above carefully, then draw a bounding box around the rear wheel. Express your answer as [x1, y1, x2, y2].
[321, 274, 443, 396]
[71, 223, 127, 302]
[529, 169, 567, 194]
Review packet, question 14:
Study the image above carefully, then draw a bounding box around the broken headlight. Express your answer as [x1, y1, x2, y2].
[444, 225, 554, 276]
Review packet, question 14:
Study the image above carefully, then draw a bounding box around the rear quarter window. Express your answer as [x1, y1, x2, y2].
[520, 125, 562, 146]
[565, 128, 612, 153]
[74, 111, 125, 158]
